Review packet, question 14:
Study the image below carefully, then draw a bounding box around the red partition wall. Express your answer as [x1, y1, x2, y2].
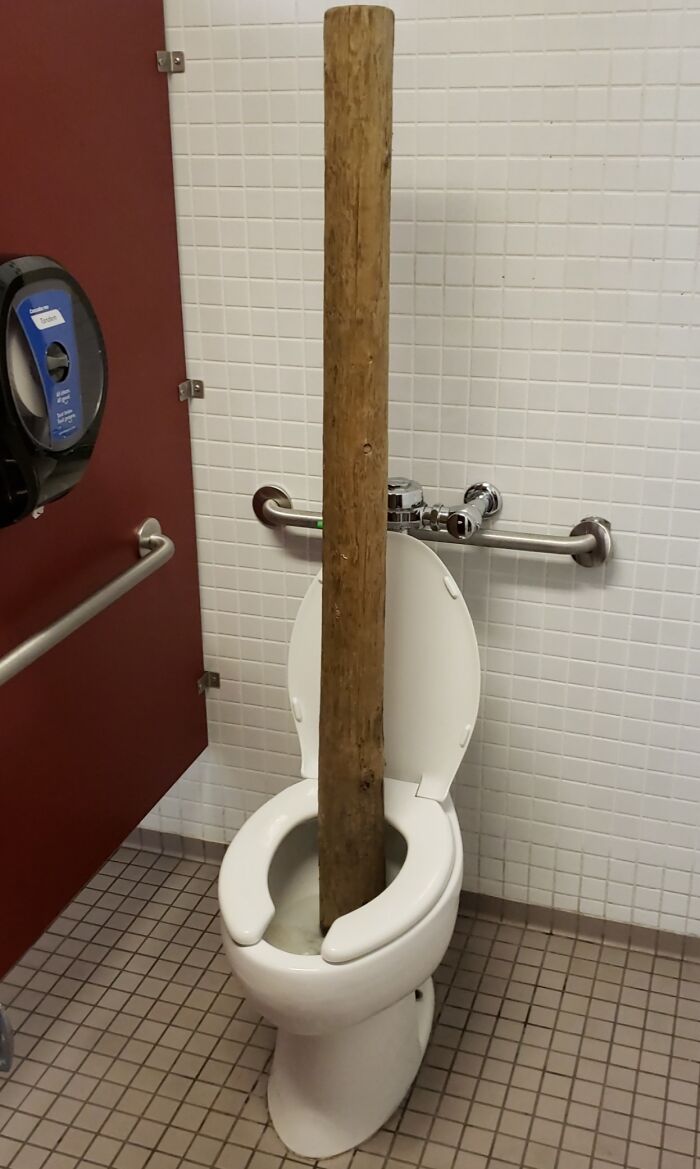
[0, 1, 208, 974]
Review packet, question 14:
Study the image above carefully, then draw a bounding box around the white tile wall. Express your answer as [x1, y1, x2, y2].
[149, 0, 700, 936]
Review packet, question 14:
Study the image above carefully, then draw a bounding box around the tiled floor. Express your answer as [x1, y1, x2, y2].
[1, 847, 700, 1169]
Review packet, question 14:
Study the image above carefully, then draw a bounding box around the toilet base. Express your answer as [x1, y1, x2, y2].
[268, 978, 434, 1158]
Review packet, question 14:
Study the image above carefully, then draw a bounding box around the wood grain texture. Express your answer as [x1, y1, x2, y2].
[319, 5, 394, 933]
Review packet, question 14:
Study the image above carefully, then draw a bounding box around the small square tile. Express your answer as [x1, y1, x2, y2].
[0, 1137, 21, 1167]
[11, 1148, 49, 1169]
[112, 1144, 150, 1169]
[128, 1120, 165, 1150]
[99, 1114, 137, 1143]
[451, 1155, 486, 1169]
[459, 1128, 493, 1157]
[215, 1146, 252, 1169]
[55, 1129, 93, 1160]
[228, 1121, 264, 1149]
[186, 1134, 226, 1164]
[8, 850, 700, 1169]
[1, 1115, 37, 1144]
[84, 1134, 122, 1166]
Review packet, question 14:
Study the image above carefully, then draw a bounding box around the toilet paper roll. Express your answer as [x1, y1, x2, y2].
[6, 312, 46, 419]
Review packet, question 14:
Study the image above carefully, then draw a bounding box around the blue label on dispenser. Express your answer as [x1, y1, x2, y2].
[14, 288, 83, 445]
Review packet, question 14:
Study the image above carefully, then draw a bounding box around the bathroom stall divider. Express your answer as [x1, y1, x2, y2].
[0, 0, 207, 977]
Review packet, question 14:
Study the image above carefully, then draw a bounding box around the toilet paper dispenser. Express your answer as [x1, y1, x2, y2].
[0, 255, 107, 527]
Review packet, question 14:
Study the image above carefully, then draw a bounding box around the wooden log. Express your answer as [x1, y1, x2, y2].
[318, 5, 394, 933]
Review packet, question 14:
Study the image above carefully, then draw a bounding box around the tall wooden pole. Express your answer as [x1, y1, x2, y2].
[318, 5, 394, 933]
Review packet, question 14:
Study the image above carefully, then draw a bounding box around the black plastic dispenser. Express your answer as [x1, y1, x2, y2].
[0, 255, 107, 527]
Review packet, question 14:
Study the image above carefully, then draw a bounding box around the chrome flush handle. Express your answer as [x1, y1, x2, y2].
[445, 483, 503, 540]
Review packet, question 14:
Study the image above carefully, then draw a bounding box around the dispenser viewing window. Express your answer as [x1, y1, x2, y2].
[0, 255, 107, 527]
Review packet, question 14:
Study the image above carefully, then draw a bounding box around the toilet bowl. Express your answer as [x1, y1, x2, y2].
[218, 531, 481, 1157]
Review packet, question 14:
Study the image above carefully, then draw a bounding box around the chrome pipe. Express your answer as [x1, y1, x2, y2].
[253, 487, 612, 567]
[0, 518, 174, 688]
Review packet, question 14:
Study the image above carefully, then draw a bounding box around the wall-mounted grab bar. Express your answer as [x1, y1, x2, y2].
[0, 518, 174, 688]
[253, 485, 613, 567]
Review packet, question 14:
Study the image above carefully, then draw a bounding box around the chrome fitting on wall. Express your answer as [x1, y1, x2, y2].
[386, 478, 425, 530]
[444, 483, 502, 540]
[387, 478, 502, 538]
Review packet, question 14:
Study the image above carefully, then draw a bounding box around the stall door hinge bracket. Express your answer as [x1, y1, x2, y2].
[0, 1005, 14, 1074]
[198, 670, 221, 696]
[156, 50, 186, 74]
[179, 379, 204, 402]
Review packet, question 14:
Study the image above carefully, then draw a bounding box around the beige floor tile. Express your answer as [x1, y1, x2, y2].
[3, 849, 700, 1169]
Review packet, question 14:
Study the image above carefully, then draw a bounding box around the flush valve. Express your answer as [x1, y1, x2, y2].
[387, 478, 425, 530]
[386, 478, 502, 540]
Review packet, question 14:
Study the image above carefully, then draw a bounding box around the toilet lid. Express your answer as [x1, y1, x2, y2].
[288, 532, 480, 802]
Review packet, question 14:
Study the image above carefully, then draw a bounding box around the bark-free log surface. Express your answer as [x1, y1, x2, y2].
[319, 5, 394, 933]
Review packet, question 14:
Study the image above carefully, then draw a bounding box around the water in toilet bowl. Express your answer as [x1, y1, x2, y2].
[264, 892, 323, 955]
[262, 818, 407, 957]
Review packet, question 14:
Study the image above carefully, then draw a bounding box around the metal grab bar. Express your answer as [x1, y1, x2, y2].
[0, 518, 174, 688]
[253, 487, 613, 567]
[415, 524, 606, 558]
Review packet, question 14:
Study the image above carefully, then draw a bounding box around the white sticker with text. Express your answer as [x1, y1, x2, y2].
[30, 308, 65, 331]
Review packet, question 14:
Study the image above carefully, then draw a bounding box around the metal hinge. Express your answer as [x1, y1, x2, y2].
[0, 1005, 14, 1073]
[179, 379, 204, 402]
[156, 50, 185, 74]
[198, 671, 221, 696]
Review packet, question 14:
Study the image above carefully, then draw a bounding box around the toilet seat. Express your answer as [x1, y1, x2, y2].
[220, 779, 317, 949]
[288, 532, 481, 804]
[323, 779, 454, 963]
[219, 777, 454, 964]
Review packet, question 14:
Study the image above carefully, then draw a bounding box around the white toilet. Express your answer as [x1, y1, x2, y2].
[218, 532, 480, 1157]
